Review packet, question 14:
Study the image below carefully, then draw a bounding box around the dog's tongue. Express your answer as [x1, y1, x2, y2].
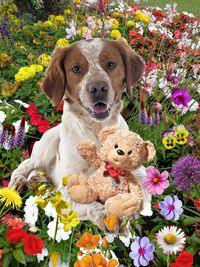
[92, 103, 108, 113]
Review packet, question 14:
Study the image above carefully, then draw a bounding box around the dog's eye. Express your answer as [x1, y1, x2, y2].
[106, 61, 116, 70]
[114, 144, 118, 149]
[128, 150, 132, 155]
[72, 66, 81, 73]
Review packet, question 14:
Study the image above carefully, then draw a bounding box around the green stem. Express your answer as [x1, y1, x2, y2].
[68, 228, 74, 266]
[167, 254, 170, 267]
[0, 205, 6, 218]
[183, 206, 200, 217]
[43, 215, 59, 267]
[193, 183, 200, 198]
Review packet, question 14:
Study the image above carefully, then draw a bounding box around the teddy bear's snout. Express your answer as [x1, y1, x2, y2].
[117, 149, 125, 156]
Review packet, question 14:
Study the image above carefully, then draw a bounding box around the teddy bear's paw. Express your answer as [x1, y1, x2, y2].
[69, 185, 97, 204]
[67, 173, 85, 188]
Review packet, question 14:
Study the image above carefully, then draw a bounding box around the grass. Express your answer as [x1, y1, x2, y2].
[133, 0, 200, 17]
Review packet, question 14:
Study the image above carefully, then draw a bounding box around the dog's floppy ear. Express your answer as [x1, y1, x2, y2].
[41, 47, 68, 106]
[116, 39, 145, 98]
[98, 126, 118, 143]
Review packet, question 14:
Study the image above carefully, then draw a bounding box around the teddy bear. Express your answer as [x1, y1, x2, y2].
[67, 126, 155, 219]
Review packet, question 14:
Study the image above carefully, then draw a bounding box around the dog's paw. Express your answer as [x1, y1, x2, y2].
[27, 174, 48, 190]
[9, 176, 27, 192]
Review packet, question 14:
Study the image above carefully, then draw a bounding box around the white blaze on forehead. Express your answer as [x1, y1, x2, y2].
[77, 38, 103, 70]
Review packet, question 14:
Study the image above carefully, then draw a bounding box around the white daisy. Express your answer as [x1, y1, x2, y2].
[23, 196, 39, 227]
[0, 111, 6, 123]
[156, 226, 186, 255]
[47, 218, 71, 243]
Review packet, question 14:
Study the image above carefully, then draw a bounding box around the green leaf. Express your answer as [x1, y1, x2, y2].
[13, 248, 26, 265]
[2, 247, 10, 254]
[0, 240, 8, 248]
[2, 252, 12, 267]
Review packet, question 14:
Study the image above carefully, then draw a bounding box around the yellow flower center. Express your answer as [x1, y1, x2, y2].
[153, 177, 159, 183]
[164, 233, 177, 244]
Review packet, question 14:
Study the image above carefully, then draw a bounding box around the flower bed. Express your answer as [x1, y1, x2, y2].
[0, 1, 200, 266]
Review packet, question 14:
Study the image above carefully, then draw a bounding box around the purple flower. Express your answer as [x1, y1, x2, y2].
[153, 108, 160, 125]
[159, 195, 183, 221]
[129, 236, 155, 267]
[170, 87, 191, 106]
[139, 101, 147, 124]
[14, 117, 26, 147]
[171, 155, 200, 191]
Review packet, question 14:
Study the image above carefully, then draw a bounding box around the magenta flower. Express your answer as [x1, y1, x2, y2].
[170, 87, 191, 106]
[159, 195, 183, 221]
[129, 236, 155, 267]
[143, 166, 169, 195]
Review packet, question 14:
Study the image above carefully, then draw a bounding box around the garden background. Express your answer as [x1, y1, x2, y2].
[0, 0, 200, 266]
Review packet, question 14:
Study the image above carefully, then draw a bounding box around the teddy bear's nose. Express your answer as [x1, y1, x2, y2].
[117, 149, 125, 156]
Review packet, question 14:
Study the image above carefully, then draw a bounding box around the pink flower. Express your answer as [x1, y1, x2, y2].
[2, 180, 9, 187]
[143, 166, 169, 195]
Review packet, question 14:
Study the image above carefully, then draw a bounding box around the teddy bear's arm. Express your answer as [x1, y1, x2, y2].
[77, 140, 102, 168]
[128, 173, 143, 211]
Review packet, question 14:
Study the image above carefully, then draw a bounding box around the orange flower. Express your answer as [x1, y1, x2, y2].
[74, 253, 118, 267]
[102, 236, 109, 249]
[103, 216, 118, 231]
[76, 232, 100, 250]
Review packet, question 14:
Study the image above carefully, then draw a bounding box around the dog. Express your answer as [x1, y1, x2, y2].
[9, 38, 152, 227]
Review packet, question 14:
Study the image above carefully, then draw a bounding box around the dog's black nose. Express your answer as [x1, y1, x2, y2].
[117, 149, 125, 156]
[88, 81, 108, 98]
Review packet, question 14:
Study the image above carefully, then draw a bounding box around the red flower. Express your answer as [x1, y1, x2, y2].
[30, 113, 43, 126]
[7, 229, 26, 243]
[26, 102, 37, 116]
[23, 234, 44, 255]
[174, 251, 194, 267]
[145, 60, 158, 73]
[7, 218, 26, 229]
[1, 213, 12, 223]
[129, 29, 137, 36]
[170, 263, 178, 267]
[37, 119, 50, 133]
[130, 38, 136, 45]
[55, 100, 64, 111]
[194, 198, 200, 212]
[2, 179, 9, 187]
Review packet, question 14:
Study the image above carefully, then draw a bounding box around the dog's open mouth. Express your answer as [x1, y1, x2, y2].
[86, 102, 112, 120]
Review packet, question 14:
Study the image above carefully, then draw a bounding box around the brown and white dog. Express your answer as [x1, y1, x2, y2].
[9, 38, 152, 227]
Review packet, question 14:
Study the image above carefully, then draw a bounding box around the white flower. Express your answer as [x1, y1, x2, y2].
[24, 196, 38, 227]
[44, 202, 57, 218]
[47, 218, 71, 243]
[37, 247, 48, 263]
[156, 225, 186, 255]
[172, 99, 199, 114]
[13, 119, 29, 133]
[14, 100, 29, 108]
[0, 111, 6, 123]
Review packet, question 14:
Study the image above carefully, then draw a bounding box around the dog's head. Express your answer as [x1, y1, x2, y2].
[42, 38, 145, 121]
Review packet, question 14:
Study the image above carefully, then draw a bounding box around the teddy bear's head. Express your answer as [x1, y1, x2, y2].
[98, 127, 155, 170]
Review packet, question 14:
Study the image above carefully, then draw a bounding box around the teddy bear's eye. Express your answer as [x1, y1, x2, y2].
[128, 150, 132, 155]
[114, 144, 118, 149]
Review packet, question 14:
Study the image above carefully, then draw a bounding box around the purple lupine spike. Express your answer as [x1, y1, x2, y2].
[139, 101, 147, 124]
[8, 126, 16, 149]
[145, 109, 153, 126]
[14, 117, 26, 147]
[154, 108, 160, 125]
[0, 125, 8, 146]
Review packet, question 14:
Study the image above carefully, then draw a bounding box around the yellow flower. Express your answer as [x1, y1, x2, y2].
[64, 9, 71, 15]
[15, 66, 36, 82]
[50, 252, 60, 267]
[0, 52, 13, 68]
[78, 26, 88, 37]
[30, 64, 44, 73]
[173, 125, 189, 145]
[37, 53, 51, 67]
[62, 176, 68, 186]
[110, 18, 119, 30]
[126, 20, 135, 27]
[162, 131, 177, 150]
[35, 198, 48, 209]
[50, 192, 71, 214]
[55, 15, 65, 24]
[1, 80, 21, 97]
[56, 38, 69, 48]
[61, 210, 80, 231]
[110, 29, 121, 39]
[0, 187, 22, 209]
[112, 12, 123, 18]
[135, 11, 151, 24]
[43, 20, 53, 27]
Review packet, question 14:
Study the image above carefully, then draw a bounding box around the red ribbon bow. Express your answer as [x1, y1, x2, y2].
[103, 162, 125, 184]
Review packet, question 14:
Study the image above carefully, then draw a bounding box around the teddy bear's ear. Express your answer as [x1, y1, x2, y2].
[143, 141, 156, 162]
[98, 126, 118, 143]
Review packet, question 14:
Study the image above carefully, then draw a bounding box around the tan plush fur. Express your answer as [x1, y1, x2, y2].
[67, 127, 155, 220]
